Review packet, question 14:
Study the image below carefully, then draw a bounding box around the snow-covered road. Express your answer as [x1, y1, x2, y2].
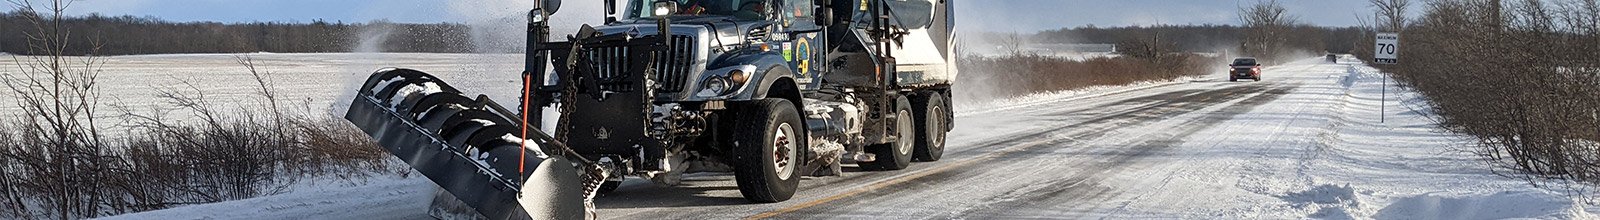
[98, 55, 1596, 219]
[583, 58, 1594, 219]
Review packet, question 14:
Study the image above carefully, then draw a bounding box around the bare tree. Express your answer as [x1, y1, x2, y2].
[1239, 0, 1300, 63]
[0, 0, 117, 218]
[999, 31, 1026, 55]
[1352, 12, 1377, 61]
[1371, 0, 1412, 32]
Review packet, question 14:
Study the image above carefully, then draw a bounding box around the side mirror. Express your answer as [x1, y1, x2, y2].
[538, 0, 563, 16]
[814, 0, 834, 26]
[815, 7, 834, 26]
[604, 0, 616, 15]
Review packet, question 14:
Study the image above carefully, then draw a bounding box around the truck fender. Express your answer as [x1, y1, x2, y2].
[709, 53, 796, 101]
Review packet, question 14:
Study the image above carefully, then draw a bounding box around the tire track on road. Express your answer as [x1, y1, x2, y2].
[951, 85, 1298, 218]
[601, 85, 1232, 218]
[753, 83, 1296, 218]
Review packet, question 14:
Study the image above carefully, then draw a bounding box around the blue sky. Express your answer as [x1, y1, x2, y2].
[46, 0, 1409, 32]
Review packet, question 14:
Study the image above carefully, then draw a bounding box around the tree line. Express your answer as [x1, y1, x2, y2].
[4, 8, 1380, 58]
[0, 10, 476, 55]
[1041, 25, 1365, 57]
[981, 11, 1357, 65]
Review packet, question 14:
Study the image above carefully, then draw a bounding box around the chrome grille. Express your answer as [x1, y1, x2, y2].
[584, 35, 696, 92]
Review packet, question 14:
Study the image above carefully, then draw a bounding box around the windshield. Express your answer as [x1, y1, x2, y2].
[626, 0, 771, 20]
[1232, 58, 1257, 66]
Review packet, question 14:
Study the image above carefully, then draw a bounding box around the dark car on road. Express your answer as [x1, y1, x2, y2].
[1230, 57, 1262, 82]
[1326, 54, 1339, 63]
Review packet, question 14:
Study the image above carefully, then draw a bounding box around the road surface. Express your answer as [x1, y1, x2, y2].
[104, 56, 1595, 219]
[590, 59, 1333, 219]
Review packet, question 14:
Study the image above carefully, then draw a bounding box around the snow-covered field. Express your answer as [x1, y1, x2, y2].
[52, 54, 1598, 219]
[0, 53, 525, 130]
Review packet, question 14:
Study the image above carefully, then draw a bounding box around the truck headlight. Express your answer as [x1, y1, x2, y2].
[653, 0, 678, 16]
[698, 65, 757, 97]
[704, 77, 731, 94]
[728, 69, 748, 85]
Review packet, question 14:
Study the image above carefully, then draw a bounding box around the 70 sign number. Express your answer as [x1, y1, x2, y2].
[1376, 43, 1396, 55]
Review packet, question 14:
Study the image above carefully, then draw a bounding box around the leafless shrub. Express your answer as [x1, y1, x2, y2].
[108, 57, 394, 205]
[0, 0, 390, 218]
[1377, 0, 1600, 188]
[293, 115, 391, 177]
[117, 91, 301, 203]
[0, 0, 122, 218]
[0, 130, 17, 217]
[956, 54, 1208, 102]
[1, 53, 392, 219]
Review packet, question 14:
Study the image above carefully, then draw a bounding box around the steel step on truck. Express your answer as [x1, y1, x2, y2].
[341, 0, 957, 219]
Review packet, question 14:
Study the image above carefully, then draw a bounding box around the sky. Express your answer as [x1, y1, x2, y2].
[40, 0, 1411, 33]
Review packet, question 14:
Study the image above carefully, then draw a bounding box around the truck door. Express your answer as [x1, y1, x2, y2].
[779, 0, 826, 89]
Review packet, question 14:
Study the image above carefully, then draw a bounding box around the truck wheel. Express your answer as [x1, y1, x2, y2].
[862, 95, 914, 170]
[912, 93, 947, 162]
[732, 99, 802, 202]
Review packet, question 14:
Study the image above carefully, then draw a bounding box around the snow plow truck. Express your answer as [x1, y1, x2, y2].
[341, 0, 957, 218]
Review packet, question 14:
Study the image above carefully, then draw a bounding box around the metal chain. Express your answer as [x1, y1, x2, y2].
[554, 41, 584, 144]
[547, 41, 609, 220]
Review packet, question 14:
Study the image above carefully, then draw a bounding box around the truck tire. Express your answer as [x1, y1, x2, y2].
[862, 95, 914, 170]
[732, 98, 803, 202]
[912, 93, 947, 162]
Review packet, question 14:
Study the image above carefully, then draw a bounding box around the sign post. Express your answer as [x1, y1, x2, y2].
[1374, 32, 1399, 123]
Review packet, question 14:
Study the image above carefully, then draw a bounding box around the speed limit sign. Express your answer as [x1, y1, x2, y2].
[1375, 32, 1399, 64]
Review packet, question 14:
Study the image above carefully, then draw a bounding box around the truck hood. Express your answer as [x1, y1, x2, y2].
[600, 16, 770, 48]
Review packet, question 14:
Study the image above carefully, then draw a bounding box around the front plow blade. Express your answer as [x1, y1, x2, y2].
[344, 68, 585, 219]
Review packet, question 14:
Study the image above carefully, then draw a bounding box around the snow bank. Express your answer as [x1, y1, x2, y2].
[1374, 190, 1586, 220]
[101, 174, 435, 220]
[1301, 60, 1597, 219]
[1091, 58, 1596, 219]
